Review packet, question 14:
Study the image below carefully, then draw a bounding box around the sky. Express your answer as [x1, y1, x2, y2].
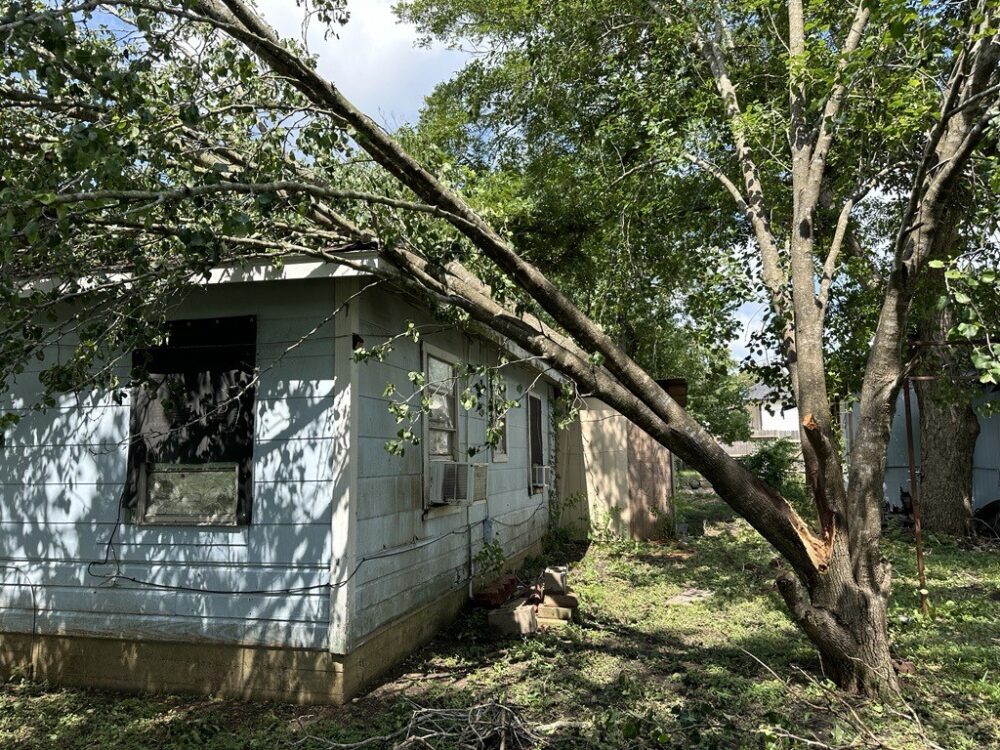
[254, 1, 762, 363]
[256, 0, 469, 128]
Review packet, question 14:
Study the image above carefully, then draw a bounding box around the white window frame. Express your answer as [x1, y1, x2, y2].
[421, 343, 467, 514]
[490, 380, 509, 463]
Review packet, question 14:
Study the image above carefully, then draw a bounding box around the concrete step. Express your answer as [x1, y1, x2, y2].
[536, 604, 573, 621]
[487, 597, 537, 636]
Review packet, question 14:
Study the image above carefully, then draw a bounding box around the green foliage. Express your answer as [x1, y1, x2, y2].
[926, 259, 1000, 386]
[473, 537, 506, 582]
[738, 439, 808, 509]
[398, 0, 976, 415]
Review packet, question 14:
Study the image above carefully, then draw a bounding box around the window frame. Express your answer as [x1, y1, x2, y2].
[527, 392, 544, 494]
[424, 347, 460, 463]
[136, 462, 241, 526]
[126, 316, 257, 528]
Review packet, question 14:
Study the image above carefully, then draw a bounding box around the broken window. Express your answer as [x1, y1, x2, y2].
[126, 316, 256, 526]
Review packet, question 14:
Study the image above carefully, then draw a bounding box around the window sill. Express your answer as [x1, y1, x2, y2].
[132, 520, 247, 530]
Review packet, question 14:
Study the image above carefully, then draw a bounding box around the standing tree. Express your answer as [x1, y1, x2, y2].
[2, 0, 998, 696]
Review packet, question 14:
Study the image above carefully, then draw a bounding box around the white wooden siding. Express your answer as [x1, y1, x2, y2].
[350, 287, 550, 643]
[0, 280, 342, 650]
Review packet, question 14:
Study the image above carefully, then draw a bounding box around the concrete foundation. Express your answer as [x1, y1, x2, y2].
[0, 584, 466, 704]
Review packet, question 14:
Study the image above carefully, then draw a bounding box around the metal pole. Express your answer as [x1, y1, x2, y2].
[902, 379, 930, 616]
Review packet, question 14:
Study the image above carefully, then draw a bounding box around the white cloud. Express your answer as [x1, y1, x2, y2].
[256, 0, 469, 128]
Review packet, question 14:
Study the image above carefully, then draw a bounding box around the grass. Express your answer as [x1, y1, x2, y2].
[2, 493, 998, 749]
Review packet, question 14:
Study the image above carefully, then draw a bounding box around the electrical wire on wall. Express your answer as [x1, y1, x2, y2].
[84, 493, 549, 598]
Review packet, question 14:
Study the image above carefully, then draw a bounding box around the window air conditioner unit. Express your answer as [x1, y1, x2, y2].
[471, 463, 489, 503]
[531, 465, 552, 490]
[428, 461, 471, 506]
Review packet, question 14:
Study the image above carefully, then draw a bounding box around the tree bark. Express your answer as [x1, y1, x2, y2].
[778, 544, 896, 696]
[914, 269, 980, 537]
[916, 378, 979, 535]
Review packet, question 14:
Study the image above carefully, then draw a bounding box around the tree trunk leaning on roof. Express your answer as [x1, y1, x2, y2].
[4, 0, 998, 697]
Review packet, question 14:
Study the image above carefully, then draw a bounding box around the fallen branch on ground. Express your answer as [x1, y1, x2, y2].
[291, 701, 544, 749]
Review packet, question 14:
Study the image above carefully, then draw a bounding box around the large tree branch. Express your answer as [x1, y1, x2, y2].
[18, 181, 476, 228]
[804, 2, 872, 205]
[56, 0, 833, 580]
[691, 10, 799, 396]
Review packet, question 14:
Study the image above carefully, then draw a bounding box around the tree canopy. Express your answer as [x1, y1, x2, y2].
[1, 0, 999, 697]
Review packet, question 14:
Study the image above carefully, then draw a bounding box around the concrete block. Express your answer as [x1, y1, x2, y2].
[536, 604, 573, 621]
[543, 566, 568, 594]
[487, 598, 537, 636]
[542, 591, 579, 610]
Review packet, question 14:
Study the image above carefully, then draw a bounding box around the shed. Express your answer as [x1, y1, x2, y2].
[555, 390, 678, 541]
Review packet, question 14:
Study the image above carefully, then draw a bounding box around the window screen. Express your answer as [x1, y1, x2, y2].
[126, 316, 257, 525]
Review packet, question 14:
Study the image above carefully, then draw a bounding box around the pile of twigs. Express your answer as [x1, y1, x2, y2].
[293, 701, 544, 749]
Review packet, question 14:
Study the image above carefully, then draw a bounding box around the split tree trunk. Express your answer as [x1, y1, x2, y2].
[777, 526, 898, 696]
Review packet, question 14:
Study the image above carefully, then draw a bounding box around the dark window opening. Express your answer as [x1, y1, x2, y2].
[528, 393, 544, 491]
[126, 316, 257, 526]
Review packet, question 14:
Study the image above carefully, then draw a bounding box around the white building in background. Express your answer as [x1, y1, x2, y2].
[723, 383, 800, 458]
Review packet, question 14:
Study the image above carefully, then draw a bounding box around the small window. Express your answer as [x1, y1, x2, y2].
[527, 393, 544, 492]
[427, 354, 457, 461]
[490, 381, 509, 463]
[126, 317, 256, 526]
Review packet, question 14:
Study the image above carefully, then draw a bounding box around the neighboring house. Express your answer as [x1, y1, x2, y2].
[723, 383, 800, 458]
[843, 385, 1000, 512]
[0, 255, 556, 703]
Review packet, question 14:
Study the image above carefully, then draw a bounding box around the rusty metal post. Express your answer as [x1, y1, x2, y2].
[902, 379, 930, 616]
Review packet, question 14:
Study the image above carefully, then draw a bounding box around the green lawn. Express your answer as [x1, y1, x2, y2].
[2, 494, 998, 749]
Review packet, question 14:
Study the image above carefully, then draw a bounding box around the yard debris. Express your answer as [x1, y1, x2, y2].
[293, 701, 542, 749]
[487, 596, 538, 635]
[483, 566, 580, 636]
[473, 574, 518, 609]
[542, 591, 580, 611]
[543, 565, 569, 594]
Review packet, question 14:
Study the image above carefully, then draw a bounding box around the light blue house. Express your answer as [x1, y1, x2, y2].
[0, 255, 555, 703]
[843, 386, 1000, 513]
